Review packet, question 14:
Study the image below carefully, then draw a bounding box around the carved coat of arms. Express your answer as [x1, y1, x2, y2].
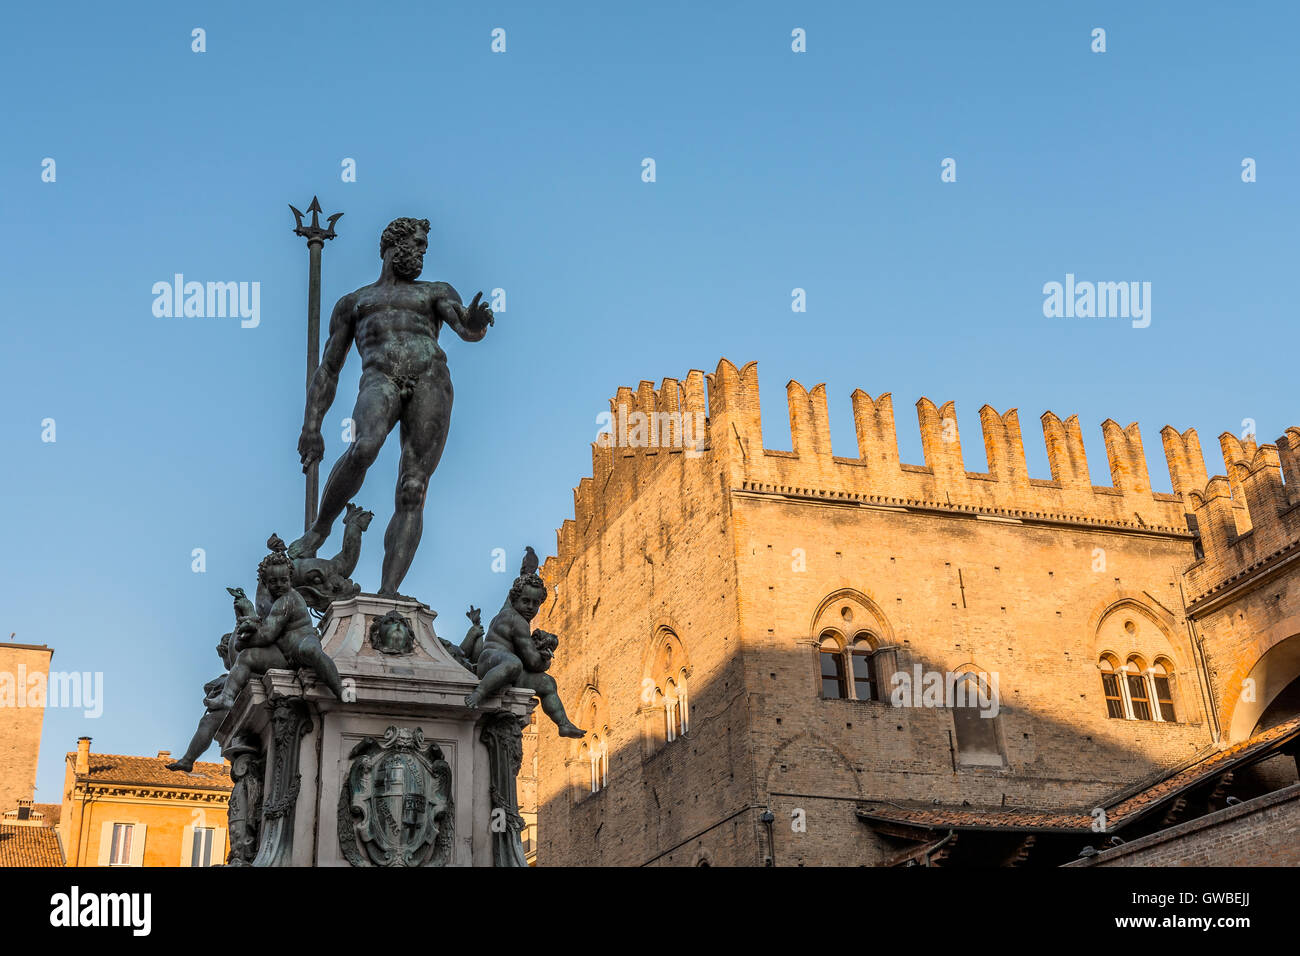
[337, 726, 454, 867]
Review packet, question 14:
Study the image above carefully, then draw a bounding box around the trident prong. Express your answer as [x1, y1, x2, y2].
[290, 196, 342, 244]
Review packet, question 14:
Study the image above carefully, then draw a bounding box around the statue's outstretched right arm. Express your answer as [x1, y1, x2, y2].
[300, 294, 355, 468]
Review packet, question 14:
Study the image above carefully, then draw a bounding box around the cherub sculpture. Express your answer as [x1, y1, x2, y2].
[465, 547, 585, 737]
[262, 502, 373, 615]
[166, 620, 239, 773]
[205, 549, 346, 711]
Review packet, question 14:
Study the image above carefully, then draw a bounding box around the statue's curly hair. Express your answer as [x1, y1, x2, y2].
[380, 217, 430, 257]
[256, 550, 295, 587]
[509, 572, 547, 606]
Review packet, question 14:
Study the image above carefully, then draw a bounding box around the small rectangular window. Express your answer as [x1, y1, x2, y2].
[110, 823, 134, 866]
[1102, 673, 1124, 719]
[820, 652, 846, 699]
[1153, 676, 1175, 722]
[191, 827, 214, 867]
[1126, 674, 1152, 721]
[851, 652, 876, 701]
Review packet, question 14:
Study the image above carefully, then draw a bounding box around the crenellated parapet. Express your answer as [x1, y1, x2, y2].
[1184, 428, 1300, 605]
[549, 368, 715, 575]
[710, 359, 1200, 535]
[542, 358, 1234, 577]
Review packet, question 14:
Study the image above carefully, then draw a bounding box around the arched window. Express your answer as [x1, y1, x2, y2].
[644, 628, 691, 756]
[1094, 606, 1185, 723]
[665, 679, 682, 742]
[809, 592, 898, 703]
[1125, 656, 1152, 721]
[589, 736, 607, 793]
[951, 670, 1004, 767]
[819, 635, 846, 699]
[1099, 654, 1125, 719]
[1152, 659, 1176, 722]
[572, 688, 610, 801]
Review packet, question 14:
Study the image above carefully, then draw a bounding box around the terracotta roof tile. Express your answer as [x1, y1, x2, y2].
[69, 753, 232, 791]
[0, 824, 64, 867]
[1105, 714, 1300, 825]
[32, 803, 61, 827]
[857, 715, 1300, 834]
[857, 802, 1091, 832]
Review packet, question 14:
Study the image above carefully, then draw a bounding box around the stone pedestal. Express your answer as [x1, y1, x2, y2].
[217, 594, 533, 866]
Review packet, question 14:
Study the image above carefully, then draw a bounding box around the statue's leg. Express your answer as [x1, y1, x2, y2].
[465, 654, 522, 709]
[521, 672, 586, 738]
[294, 371, 402, 556]
[167, 709, 225, 771]
[298, 640, 345, 700]
[379, 369, 451, 595]
[210, 648, 279, 709]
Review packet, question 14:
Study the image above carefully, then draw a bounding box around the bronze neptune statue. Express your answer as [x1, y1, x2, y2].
[289, 217, 494, 597]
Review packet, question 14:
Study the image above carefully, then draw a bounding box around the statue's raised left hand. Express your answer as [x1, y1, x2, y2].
[464, 291, 494, 330]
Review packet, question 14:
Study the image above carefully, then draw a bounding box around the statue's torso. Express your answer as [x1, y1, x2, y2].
[351, 282, 451, 376]
[483, 606, 527, 656]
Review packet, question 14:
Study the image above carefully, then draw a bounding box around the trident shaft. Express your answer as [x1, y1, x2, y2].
[289, 196, 343, 532]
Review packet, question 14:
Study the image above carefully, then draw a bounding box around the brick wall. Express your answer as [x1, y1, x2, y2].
[526, 360, 1299, 866]
[0, 644, 53, 814]
[1073, 783, 1300, 866]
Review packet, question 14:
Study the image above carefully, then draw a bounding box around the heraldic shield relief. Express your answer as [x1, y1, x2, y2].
[338, 725, 454, 867]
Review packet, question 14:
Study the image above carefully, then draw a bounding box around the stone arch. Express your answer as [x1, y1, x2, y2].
[640, 619, 693, 687]
[691, 846, 714, 867]
[1092, 598, 1190, 671]
[569, 684, 611, 753]
[763, 731, 861, 799]
[808, 588, 896, 648]
[1224, 617, 1300, 743]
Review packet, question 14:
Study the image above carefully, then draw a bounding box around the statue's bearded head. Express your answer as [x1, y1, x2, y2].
[380, 217, 431, 281]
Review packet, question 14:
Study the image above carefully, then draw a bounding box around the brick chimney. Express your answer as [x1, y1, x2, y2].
[75, 736, 91, 775]
[156, 750, 170, 761]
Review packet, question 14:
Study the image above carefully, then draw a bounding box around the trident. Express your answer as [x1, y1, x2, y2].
[289, 196, 343, 532]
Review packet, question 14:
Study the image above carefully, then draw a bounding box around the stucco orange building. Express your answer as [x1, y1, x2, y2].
[59, 737, 232, 867]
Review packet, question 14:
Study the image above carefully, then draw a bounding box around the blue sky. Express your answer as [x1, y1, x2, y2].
[1, 1, 1296, 802]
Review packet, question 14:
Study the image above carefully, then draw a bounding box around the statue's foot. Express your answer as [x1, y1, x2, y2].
[166, 759, 194, 772]
[287, 530, 324, 559]
[204, 692, 235, 712]
[557, 722, 586, 739]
